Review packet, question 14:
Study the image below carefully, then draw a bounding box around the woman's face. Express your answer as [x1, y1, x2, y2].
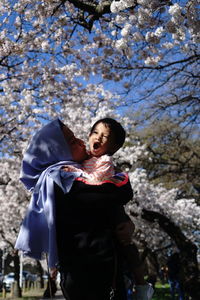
[62, 125, 88, 162]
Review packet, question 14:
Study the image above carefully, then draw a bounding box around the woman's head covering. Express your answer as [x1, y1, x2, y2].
[15, 118, 82, 268]
[20, 118, 73, 191]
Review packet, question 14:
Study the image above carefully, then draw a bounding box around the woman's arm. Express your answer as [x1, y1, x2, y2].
[71, 179, 133, 205]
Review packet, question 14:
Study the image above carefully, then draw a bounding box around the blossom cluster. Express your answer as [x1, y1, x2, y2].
[126, 168, 200, 256]
[110, 0, 199, 65]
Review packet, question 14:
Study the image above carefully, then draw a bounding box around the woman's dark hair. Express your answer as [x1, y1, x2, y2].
[90, 118, 126, 153]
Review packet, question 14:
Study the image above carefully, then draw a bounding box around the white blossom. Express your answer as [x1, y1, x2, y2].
[144, 55, 161, 66]
[115, 38, 127, 50]
[121, 23, 132, 37]
[168, 3, 182, 16]
[162, 42, 174, 49]
[155, 26, 164, 37]
[110, 0, 133, 13]
[132, 31, 143, 42]
[41, 40, 49, 51]
[145, 32, 160, 44]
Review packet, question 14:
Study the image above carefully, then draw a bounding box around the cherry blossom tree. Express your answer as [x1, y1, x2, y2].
[0, 157, 28, 296]
[1, 1, 199, 151]
[126, 167, 200, 298]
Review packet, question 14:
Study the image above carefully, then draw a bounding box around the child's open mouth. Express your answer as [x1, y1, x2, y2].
[93, 142, 100, 150]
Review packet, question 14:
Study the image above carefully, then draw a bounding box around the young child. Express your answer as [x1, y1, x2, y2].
[63, 118, 154, 300]
[64, 118, 125, 184]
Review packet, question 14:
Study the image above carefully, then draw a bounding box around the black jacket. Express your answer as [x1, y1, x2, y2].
[55, 179, 133, 300]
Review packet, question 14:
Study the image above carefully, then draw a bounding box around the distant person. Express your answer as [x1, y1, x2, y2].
[160, 266, 168, 286]
[147, 273, 157, 290]
[167, 252, 185, 300]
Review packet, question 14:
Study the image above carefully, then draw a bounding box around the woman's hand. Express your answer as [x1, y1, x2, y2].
[50, 268, 58, 280]
[62, 165, 80, 173]
[115, 221, 135, 246]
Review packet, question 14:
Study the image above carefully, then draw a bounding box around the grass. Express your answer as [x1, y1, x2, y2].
[0, 288, 44, 300]
[21, 288, 45, 299]
[1, 283, 172, 300]
[152, 283, 172, 300]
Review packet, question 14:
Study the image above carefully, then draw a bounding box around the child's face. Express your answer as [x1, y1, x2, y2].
[89, 122, 116, 157]
[62, 125, 88, 162]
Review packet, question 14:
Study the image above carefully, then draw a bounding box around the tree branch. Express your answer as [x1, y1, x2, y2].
[67, 0, 112, 15]
[52, 0, 112, 31]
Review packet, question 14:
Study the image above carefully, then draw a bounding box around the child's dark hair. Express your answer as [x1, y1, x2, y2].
[90, 118, 126, 154]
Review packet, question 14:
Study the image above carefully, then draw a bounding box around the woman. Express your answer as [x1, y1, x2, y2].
[15, 118, 134, 300]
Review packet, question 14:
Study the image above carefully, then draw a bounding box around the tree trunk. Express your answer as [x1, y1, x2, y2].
[141, 209, 200, 300]
[36, 260, 44, 289]
[13, 250, 22, 298]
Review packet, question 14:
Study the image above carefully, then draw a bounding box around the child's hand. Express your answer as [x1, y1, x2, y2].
[50, 267, 58, 280]
[114, 166, 122, 173]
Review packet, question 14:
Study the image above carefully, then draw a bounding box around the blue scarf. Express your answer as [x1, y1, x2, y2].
[15, 119, 82, 268]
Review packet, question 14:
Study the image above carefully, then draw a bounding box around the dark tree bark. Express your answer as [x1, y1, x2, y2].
[140, 209, 200, 300]
[13, 250, 22, 298]
[36, 260, 44, 289]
